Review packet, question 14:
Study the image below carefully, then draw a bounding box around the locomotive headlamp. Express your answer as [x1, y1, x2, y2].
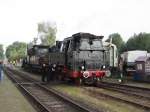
[103, 65, 106, 69]
[43, 64, 46, 67]
[83, 71, 90, 78]
[81, 66, 85, 70]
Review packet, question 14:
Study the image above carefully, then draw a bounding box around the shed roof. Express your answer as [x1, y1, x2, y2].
[135, 56, 150, 62]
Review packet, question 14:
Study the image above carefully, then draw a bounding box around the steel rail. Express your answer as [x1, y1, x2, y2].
[4, 69, 51, 112]
[98, 81, 150, 99]
[83, 87, 150, 111]
[4, 67, 99, 112]
[100, 81, 150, 91]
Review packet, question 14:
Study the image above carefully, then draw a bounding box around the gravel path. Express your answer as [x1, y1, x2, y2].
[0, 71, 36, 112]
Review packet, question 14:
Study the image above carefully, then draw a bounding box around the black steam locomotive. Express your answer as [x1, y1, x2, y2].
[22, 45, 49, 71]
[22, 33, 109, 85]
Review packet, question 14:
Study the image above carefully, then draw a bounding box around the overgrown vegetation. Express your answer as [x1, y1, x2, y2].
[5, 42, 27, 61]
[125, 33, 150, 52]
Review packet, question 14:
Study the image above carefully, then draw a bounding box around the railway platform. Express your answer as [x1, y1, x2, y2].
[0, 71, 36, 112]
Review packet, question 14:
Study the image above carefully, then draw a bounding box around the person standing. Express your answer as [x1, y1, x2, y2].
[0, 61, 3, 81]
[118, 57, 124, 83]
[41, 64, 48, 82]
[51, 64, 57, 81]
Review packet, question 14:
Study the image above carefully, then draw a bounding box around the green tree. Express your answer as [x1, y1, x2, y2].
[6, 42, 27, 61]
[106, 33, 125, 53]
[38, 21, 57, 46]
[0, 44, 4, 60]
[126, 33, 150, 52]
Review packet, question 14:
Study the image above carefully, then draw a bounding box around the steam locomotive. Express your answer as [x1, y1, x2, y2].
[22, 33, 111, 85]
[22, 45, 49, 71]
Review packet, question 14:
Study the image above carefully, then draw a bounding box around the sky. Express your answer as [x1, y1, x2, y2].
[0, 0, 150, 49]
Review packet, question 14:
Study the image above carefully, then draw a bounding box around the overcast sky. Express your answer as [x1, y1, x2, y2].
[0, 0, 150, 48]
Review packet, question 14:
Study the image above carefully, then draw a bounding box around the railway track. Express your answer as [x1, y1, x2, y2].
[4, 67, 99, 112]
[98, 81, 150, 100]
[5, 67, 150, 111]
[82, 81, 150, 111]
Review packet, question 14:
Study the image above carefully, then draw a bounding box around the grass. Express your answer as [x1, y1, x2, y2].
[51, 84, 145, 112]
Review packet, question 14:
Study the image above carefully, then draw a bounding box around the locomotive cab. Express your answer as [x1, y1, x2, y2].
[61, 33, 106, 85]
